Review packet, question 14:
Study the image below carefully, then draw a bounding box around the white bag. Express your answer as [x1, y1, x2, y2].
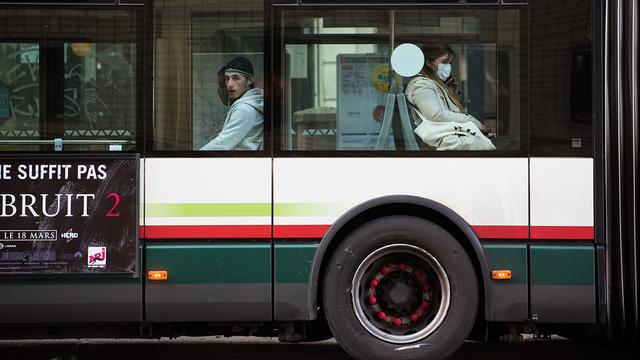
[413, 116, 496, 151]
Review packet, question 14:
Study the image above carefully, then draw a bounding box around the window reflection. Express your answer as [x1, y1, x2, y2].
[530, 0, 592, 156]
[0, 9, 138, 152]
[281, 8, 525, 152]
[63, 42, 136, 148]
[0, 43, 40, 148]
[153, 0, 264, 152]
[285, 44, 392, 151]
[282, 11, 390, 151]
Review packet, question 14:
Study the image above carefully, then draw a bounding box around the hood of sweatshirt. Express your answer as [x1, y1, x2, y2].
[232, 87, 264, 114]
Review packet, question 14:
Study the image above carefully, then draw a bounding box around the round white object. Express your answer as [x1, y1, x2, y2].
[391, 43, 424, 77]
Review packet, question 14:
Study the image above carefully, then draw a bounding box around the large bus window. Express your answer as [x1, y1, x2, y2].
[529, 0, 592, 157]
[279, 8, 525, 152]
[153, 0, 265, 152]
[396, 8, 525, 153]
[0, 8, 139, 152]
[0, 43, 40, 144]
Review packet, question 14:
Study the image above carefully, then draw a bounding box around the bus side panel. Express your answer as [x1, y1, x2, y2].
[0, 280, 141, 324]
[530, 245, 596, 323]
[483, 244, 528, 321]
[143, 158, 272, 322]
[274, 157, 529, 321]
[145, 243, 271, 322]
[529, 158, 596, 323]
[273, 158, 529, 237]
[274, 243, 318, 320]
[143, 159, 272, 232]
[529, 158, 594, 240]
[0, 241, 143, 324]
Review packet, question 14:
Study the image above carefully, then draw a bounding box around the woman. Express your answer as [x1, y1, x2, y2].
[405, 42, 495, 150]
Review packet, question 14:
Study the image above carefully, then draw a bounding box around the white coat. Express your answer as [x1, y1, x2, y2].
[405, 76, 496, 151]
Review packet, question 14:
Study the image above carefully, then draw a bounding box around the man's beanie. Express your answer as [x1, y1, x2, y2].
[224, 57, 254, 78]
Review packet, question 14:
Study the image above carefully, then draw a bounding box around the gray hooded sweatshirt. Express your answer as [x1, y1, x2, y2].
[200, 87, 264, 150]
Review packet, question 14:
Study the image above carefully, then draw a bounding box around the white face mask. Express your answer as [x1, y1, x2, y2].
[436, 63, 452, 81]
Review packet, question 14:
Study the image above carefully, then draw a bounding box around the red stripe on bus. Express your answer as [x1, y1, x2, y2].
[273, 225, 331, 238]
[471, 225, 529, 239]
[473, 225, 594, 240]
[144, 225, 271, 239]
[140, 225, 594, 240]
[530, 226, 594, 240]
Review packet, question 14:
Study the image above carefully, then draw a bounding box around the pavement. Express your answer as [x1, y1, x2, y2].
[0, 336, 638, 360]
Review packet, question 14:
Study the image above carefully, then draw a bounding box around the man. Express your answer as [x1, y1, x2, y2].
[200, 57, 263, 150]
[216, 64, 229, 105]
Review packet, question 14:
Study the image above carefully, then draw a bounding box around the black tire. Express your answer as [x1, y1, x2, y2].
[322, 216, 478, 360]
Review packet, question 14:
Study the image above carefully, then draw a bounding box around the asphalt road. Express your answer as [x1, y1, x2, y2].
[0, 337, 638, 360]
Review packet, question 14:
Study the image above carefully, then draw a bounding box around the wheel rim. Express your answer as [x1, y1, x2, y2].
[350, 243, 451, 344]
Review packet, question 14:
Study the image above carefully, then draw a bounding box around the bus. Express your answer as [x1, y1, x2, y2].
[0, 0, 637, 359]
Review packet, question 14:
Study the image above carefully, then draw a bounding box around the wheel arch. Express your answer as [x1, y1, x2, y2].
[308, 195, 491, 323]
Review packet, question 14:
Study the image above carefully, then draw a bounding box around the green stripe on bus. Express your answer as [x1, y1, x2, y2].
[144, 202, 349, 217]
[146, 243, 271, 284]
[530, 245, 595, 286]
[273, 203, 349, 217]
[275, 243, 319, 283]
[145, 203, 270, 217]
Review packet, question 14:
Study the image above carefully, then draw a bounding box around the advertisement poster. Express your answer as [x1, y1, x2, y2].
[0, 156, 138, 276]
[336, 54, 396, 150]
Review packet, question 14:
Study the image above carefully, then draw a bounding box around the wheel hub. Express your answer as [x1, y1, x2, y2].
[351, 244, 451, 344]
[379, 272, 420, 314]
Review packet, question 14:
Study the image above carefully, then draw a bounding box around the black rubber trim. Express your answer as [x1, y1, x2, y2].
[306, 195, 492, 320]
[604, 0, 640, 341]
[592, 0, 606, 324]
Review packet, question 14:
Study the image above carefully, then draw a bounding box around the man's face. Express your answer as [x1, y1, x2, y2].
[217, 73, 229, 105]
[225, 72, 250, 100]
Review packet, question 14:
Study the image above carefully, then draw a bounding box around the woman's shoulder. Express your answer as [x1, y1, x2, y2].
[407, 75, 438, 89]
[406, 76, 440, 98]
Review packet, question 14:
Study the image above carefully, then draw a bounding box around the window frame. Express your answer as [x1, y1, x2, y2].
[527, 0, 595, 158]
[144, 0, 272, 158]
[0, 4, 145, 154]
[273, 2, 529, 158]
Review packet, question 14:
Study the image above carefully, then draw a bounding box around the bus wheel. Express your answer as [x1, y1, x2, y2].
[322, 216, 478, 360]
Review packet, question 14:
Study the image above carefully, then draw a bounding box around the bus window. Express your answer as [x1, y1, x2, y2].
[62, 42, 137, 151]
[0, 43, 39, 146]
[0, 8, 139, 152]
[395, 8, 525, 152]
[153, 0, 265, 152]
[529, 0, 592, 157]
[280, 10, 390, 151]
[279, 8, 525, 152]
